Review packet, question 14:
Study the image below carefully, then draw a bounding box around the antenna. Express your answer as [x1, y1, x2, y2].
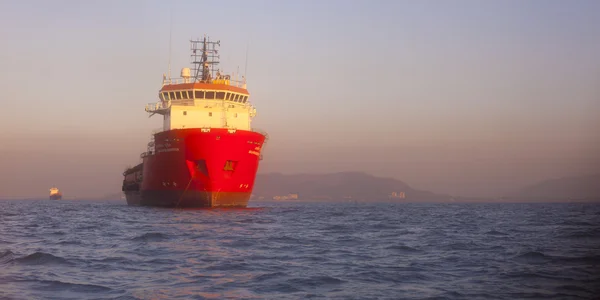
[244, 40, 249, 83]
[167, 3, 173, 80]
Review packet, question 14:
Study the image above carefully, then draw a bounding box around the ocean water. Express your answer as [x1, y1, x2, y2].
[0, 200, 599, 300]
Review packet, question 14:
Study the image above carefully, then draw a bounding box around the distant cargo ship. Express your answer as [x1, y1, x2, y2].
[49, 187, 62, 200]
[122, 35, 267, 208]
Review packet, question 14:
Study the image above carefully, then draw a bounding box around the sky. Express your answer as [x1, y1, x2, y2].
[0, 0, 598, 198]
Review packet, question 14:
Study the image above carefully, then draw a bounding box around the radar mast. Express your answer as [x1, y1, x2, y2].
[190, 36, 220, 83]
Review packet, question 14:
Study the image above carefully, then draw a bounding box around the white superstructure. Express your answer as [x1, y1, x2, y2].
[144, 37, 257, 132]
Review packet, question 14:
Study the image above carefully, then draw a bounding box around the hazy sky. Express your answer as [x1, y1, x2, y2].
[0, 0, 599, 198]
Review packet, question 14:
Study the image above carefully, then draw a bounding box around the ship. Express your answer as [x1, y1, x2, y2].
[122, 36, 267, 208]
[49, 187, 62, 200]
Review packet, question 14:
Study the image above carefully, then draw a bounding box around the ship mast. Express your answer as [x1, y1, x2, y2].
[190, 36, 220, 83]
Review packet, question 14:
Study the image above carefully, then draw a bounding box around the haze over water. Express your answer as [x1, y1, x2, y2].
[1, 0, 599, 199]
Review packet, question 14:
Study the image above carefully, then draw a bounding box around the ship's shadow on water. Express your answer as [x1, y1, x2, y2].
[1, 200, 599, 299]
[171, 207, 268, 211]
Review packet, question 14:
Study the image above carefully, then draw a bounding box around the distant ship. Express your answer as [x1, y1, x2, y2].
[49, 187, 62, 200]
[122, 35, 267, 208]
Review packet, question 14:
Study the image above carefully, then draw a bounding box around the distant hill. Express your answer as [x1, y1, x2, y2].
[98, 172, 600, 203]
[252, 171, 453, 202]
[506, 174, 600, 202]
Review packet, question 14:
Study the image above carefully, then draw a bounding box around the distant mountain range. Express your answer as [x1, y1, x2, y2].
[505, 173, 600, 202]
[252, 172, 455, 202]
[94, 172, 599, 203]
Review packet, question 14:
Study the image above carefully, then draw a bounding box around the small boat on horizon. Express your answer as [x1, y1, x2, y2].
[49, 187, 62, 200]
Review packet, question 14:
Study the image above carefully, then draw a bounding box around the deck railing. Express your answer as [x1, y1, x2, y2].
[148, 126, 268, 137]
[145, 102, 168, 112]
[162, 77, 247, 88]
[146, 99, 252, 113]
[252, 128, 269, 141]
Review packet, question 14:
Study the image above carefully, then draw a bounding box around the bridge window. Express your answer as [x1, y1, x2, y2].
[225, 93, 231, 100]
[216, 92, 225, 99]
[169, 92, 175, 100]
[183, 91, 189, 99]
[242, 96, 248, 103]
[205, 91, 215, 99]
[195, 90, 204, 99]
[163, 92, 170, 100]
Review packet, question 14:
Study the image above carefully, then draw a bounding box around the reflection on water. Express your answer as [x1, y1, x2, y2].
[0, 200, 599, 299]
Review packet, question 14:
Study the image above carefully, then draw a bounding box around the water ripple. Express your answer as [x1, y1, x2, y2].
[0, 200, 599, 299]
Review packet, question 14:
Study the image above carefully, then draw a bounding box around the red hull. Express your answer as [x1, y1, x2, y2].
[132, 128, 265, 208]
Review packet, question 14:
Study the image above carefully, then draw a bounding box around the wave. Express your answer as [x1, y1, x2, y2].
[557, 229, 600, 239]
[385, 244, 421, 253]
[130, 232, 169, 241]
[286, 275, 346, 287]
[14, 252, 73, 266]
[485, 229, 509, 236]
[514, 251, 600, 265]
[31, 279, 112, 293]
[0, 250, 15, 264]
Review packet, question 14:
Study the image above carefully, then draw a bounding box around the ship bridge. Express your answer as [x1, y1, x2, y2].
[145, 36, 258, 132]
